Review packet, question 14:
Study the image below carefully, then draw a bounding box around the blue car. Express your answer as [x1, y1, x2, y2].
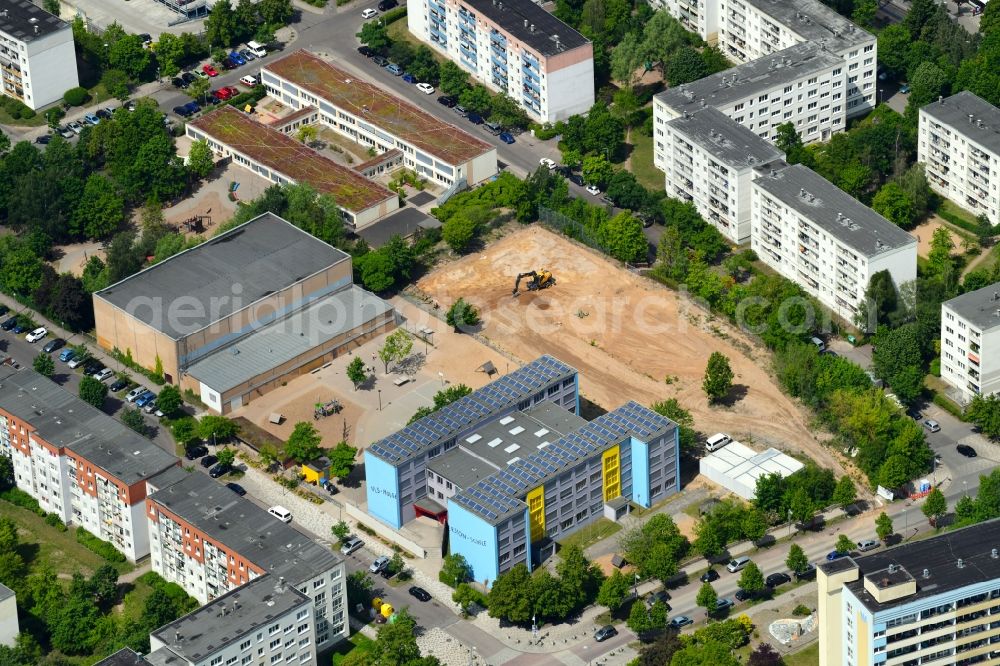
[135, 391, 156, 408]
[467, 113, 484, 124]
[401, 73, 417, 83]
[59, 349, 75, 363]
[184, 101, 201, 114]
[826, 550, 848, 561]
[11, 323, 27, 334]
[229, 51, 246, 66]
[499, 131, 515, 144]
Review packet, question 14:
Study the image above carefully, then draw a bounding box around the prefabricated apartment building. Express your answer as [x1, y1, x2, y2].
[364, 356, 680, 583]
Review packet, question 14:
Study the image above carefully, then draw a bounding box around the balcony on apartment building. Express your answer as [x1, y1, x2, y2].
[673, 185, 693, 201]
[796, 269, 820, 290]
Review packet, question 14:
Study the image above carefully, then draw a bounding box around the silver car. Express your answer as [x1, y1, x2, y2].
[340, 536, 364, 556]
[923, 419, 941, 433]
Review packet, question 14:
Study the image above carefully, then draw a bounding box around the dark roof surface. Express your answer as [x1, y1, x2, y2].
[0, 367, 178, 487]
[666, 107, 786, 169]
[742, 0, 874, 50]
[753, 164, 916, 258]
[93, 648, 155, 666]
[356, 206, 435, 248]
[834, 519, 1000, 614]
[942, 281, 1000, 331]
[0, 0, 69, 43]
[148, 472, 341, 586]
[921, 91, 1000, 156]
[458, 0, 589, 56]
[96, 212, 348, 340]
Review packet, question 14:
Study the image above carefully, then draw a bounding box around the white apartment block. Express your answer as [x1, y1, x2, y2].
[146, 473, 348, 652]
[717, 0, 876, 117]
[818, 520, 1000, 666]
[0, 584, 17, 647]
[940, 282, 1000, 405]
[407, 0, 594, 122]
[654, 106, 786, 243]
[0, 0, 78, 110]
[654, 41, 847, 146]
[262, 50, 498, 189]
[751, 164, 917, 321]
[0, 367, 179, 562]
[919, 91, 1000, 227]
[146, 575, 318, 666]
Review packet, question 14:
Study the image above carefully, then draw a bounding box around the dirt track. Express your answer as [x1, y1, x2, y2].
[417, 226, 844, 474]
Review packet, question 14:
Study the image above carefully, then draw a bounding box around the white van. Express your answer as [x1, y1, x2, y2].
[706, 433, 731, 453]
[246, 41, 267, 58]
[268, 505, 292, 523]
[727, 556, 751, 573]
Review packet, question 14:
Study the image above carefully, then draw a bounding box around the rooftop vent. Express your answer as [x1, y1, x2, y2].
[879, 577, 890, 588]
[524, 18, 528, 27]
[530, 23, 535, 32]
[993, 548, 998, 559]
[957, 558, 965, 569]
[922, 568, 930, 579]
[887, 563, 897, 574]
[969, 114, 975, 124]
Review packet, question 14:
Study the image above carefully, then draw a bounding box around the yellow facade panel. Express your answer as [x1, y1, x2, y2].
[602, 445, 621, 502]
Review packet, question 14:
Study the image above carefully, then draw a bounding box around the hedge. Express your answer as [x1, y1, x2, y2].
[76, 526, 126, 563]
[0, 487, 44, 515]
[63, 86, 90, 107]
[382, 5, 407, 24]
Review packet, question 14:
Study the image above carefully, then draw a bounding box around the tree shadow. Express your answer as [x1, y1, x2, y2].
[395, 352, 426, 376]
[16, 542, 39, 567]
[51, 372, 72, 386]
[340, 463, 364, 490]
[717, 384, 749, 407]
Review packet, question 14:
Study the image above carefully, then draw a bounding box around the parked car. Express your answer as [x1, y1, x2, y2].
[385, 63, 403, 75]
[239, 49, 256, 62]
[135, 391, 156, 408]
[416, 82, 435, 94]
[124, 99, 137, 112]
[539, 157, 557, 169]
[68, 121, 84, 134]
[59, 126, 75, 138]
[899, 83, 910, 94]
[362, 7, 378, 18]
[213, 86, 239, 101]
[173, 105, 192, 117]
[58, 349, 75, 363]
[594, 625, 618, 642]
[401, 73, 417, 83]
[209, 463, 231, 478]
[84, 113, 100, 125]
[239, 74, 259, 87]
[96, 108, 114, 120]
[765, 572, 791, 588]
[372, 55, 389, 67]
[499, 131, 515, 144]
[139, 33, 152, 47]
[438, 95, 457, 107]
[734, 589, 754, 602]
[226, 482, 247, 496]
[357, 45, 375, 58]
[25, 327, 47, 343]
[857, 538, 880, 552]
[42, 338, 65, 353]
[409, 586, 431, 601]
[700, 568, 719, 583]
[195, 69, 209, 80]
[220, 56, 237, 70]
[200, 454, 218, 468]
[202, 64, 219, 77]
[727, 556, 751, 573]
[340, 536, 364, 555]
[125, 386, 147, 402]
[184, 101, 201, 114]
[143, 399, 158, 414]
[268, 505, 292, 522]
[958, 444, 978, 458]
[706, 432, 732, 452]
[454, 104, 469, 117]
[172, 76, 187, 89]
[93, 368, 114, 382]
[35, 134, 50, 145]
[826, 550, 848, 561]
[0, 318, 16, 331]
[67, 355, 87, 369]
[0, 306, 8, 318]
[109, 378, 129, 392]
[714, 598, 735, 612]
[229, 51, 246, 66]
[646, 590, 670, 606]
[467, 112, 484, 124]
[668, 616, 693, 629]
[378, 0, 398, 9]
[11, 322, 27, 334]
[585, 184, 601, 195]
[369, 555, 390, 573]
[246, 40, 267, 57]
[923, 419, 941, 433]
[181, 72, 198, 85]
[186, 444, 209, 460]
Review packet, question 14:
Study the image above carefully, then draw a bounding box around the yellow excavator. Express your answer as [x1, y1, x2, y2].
[512, 270, 555, 296]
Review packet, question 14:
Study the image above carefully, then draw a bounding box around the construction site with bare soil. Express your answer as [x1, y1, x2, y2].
[415, 225, 846, 475]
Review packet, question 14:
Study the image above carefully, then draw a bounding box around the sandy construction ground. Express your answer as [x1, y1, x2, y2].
[417, 226, 844, 473]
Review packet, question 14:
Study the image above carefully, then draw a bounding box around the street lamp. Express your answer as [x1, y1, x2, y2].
[964, 480, 969, 496]
[788, 508, 793, 537]
[633, 572, 640, 599]
[378, 388, 382, 411]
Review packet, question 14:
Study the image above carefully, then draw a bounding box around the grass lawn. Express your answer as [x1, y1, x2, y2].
[387, 21, 444, 64]
[0, 107, 46, 127]
[939, 199, 981, 228]
[784, 641, 819, 666]
[628, 129, 662, 192]
[331, 633, 376, 665]
[557, 518, 622, 550]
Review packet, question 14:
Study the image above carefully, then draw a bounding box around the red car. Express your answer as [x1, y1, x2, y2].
[213, 86, 238, 101]
[202, 64, 219, 77]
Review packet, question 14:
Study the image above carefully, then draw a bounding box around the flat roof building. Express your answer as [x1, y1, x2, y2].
[940, 282, 1000, 404]
[751, 164, 917, 320]
[654, 41, 847, 145]
[0, 0, 78, 109]
[406, 0, 594, 122]
[654, 106, 786, 243]
[262, 50, 498, 188]
[818, 519, 1000, 666]
[0, 367, 179, 561]
[699, 441, 803, 499]
[146, 472, 347, 651]
[93, 212, 396, 413]
[919, 91, 1000, 227]
[188, 106, 399, 230]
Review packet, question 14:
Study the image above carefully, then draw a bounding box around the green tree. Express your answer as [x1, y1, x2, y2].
[581, 154, 615, 188]
[666, 46, 708, 85]
[100, 69, 131, 100]
[32, 352, 54, 377]
[601, 211, 647, 264]
[555, 545, 604, 613]
[442, 210, 480, 253]
[197, 414, 237, 442]
[789, 486, 815, 525]
[446, 298, 481, 331]
[328, 441, 358, 479]
[285, 421, 323, 463]
[651, 398, 696, 454]
[205, 0, 238, 47]
[63, 86, 89, 106]
[216, 447, 236, 468]
[597, 569, 631, 612]
[628, 599, 651, 634]
[188, 76, 211, 104]
[878, 24, 911, 76]
[43, 0, 59, 14]
[79, 375, 108, 409]
[346, 356, 368, 390]
[696, 581, 718, 613]
[872, 323, 924, 403]
[487, 563, 534, 623]
[620, 514, 690, 582]
[851, 0, 878, 27]
[702, 352, 734, 403]
[156, 384, 182, 417]
[774, 122, 813, 166]
[295, 125, 317, 145]
[347, 570, 374, 607]
[453, 582, 487, 613]
[371, 609, 424, 664]
[440, 553, 472, 587]
[90, 563, 120, 609]
[610, 31, 644, 90]
[438, 61, 468, 95]
[72, 174, 125, 240]
[738, 561, 765, 595]
[259, 0, 293, 25]
[458, 85, 492, 113]
[875, 511, 894, 542]
[835, 534, 855, 554]
[832, 476, 857, 508]
[967, 394, 1000, 440]
[331, 521, 350, 543]
[922, 487, 948, 525]
[108, 34, 150, 80]
[872, 182, 916, 228]
[490, 93, 530, 129]
[747, 643, 785, 666]
[187, 140, 215, 180]
[785, 543, 809, 575]
[121, 407, 147, 435]
[172, 418, 198, 446]
[378, 329, 413, 373]
[856, 270, 902, 332]
[742, 508, 768, 543]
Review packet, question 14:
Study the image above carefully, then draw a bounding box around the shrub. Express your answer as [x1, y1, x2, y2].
[76, 526, 126, 562]
[44, 513, 67, 531]
[792, 604, 812, 617]
[0, 487, 44, 515]
[63, 86, 90, 106]
[381, 5, 407, 23]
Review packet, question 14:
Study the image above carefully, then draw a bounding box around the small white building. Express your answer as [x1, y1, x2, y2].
[750, 164, 918, 321]
[919, 91, 1000, 227]
[700, 440, 804, 499]
[655, 106, 786, 243]
[0, 583, 17, 647]
[0, 0, 78, 110]
[940, 282, 1000, 405]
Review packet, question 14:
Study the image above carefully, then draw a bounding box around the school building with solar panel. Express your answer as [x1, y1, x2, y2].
[364, 355, 680, 583]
